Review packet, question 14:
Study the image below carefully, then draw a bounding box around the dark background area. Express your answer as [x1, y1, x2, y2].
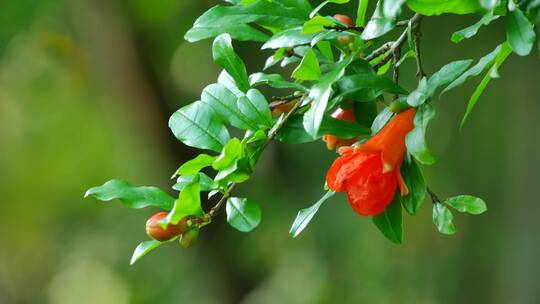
[1, 1, 540, 303]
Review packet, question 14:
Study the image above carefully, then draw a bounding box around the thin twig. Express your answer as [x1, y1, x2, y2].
[323, 25, 365, 32]
[372, 13, 422, 71]
[365, 42, 393, 62]
[413, 18, 426, 79]
[392, 44, 402, 99]
[427, 187, 440, 204]
[207, 96, 306, 219]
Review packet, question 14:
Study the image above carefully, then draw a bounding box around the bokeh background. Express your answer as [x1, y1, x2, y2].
[1, 1, 540, 303]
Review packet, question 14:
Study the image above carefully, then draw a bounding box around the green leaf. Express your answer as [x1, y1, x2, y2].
[173, 173, 219, 192]
[238, 89, 273, 128]
[372, 196, 403, 244]
[433, 203, 456, 235]
[400, 156, 426, 215]
[405, 103, 437, 165]
[213, 34, 250, 92]
[290, 191, 334, 237]
[262, 28, 316, 49]
[442, 43, 503, 95]
[278, 114, 371, 143]
[406, 0, 481, 16]
[218, 70, 244, 97]
[169, 101, 230, 152]
[176, 154, 217, 176]
[249, 72, 308, 91]
[443, 195, 487, 214]
[292, 49, 321, 81]
[317, 41, 334, 61]
[303, 55, 354, 137]
[213, 138, 244, 170]
[480, 0, 500, 10]
[85, 179, 175, 210]
[130, 240, 165, 265]
[185, 23, 269, 43]
[185, 1, 310, 43]
[337, 74, 408, 101]
[201, 84, 257, 130]
[226, 197, 262, 232]
[383, 0, 406, 18]
[361, 1, 397, 40]
[506, 2, 536, 56]
[451, 12, 499, 43]
[356, 0, 370, 26]
[407, 59, 472, 106]
[302, 16, 336, 34]
[460, 41, 512, 128]
[165, 175, 202, 225]
[371, 107, 394, 134]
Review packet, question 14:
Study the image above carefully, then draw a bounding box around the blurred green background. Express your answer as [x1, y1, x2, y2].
[1, 1, 540, 303]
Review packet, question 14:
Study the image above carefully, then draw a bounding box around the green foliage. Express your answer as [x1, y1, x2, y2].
[373, 197, 403, 244]
[226, 197, 262, 232]
[85, 179, 175, 210]
[84, 0, 540, 262]
[290, 191, 334, 237]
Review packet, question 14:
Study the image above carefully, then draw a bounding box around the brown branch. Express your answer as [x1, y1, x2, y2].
[323, 25, 365, 32]
[413, 18, 426, 79]
[365, 42, 393, 62]
[372, 14, 423, 71]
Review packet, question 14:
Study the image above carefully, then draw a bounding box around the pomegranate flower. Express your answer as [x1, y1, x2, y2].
[326, 108, 416, 216]
[322, 108, 359, 150]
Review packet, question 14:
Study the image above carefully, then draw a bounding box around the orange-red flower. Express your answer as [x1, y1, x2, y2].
[322, 108, 359, 150]
[326, 108, 416, 216]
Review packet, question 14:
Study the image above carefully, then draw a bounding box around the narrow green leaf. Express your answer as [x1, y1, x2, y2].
[165, 176, 202, 225]
[310, 1, 330, 18]
[451, 12, 499, 43]
[433, 203, 456, 235]
[506, 2, 536, 56]
[262, 28, 316, 49]
[85, 179, 175, 210]
[249, 72, 308, 91]
[303, 55, 354, 137]
[372, 196, 403, 244]
[400, 156, 426, 215]
[443, 195, 487, 214]
[226, 197, 262, 232]
[408, 60, 472, 106]
[356, 0, 369, 26]
[185, 23, 269, 43]
[130, 240, 164, 265]
[212, 34, 250, 92]
[317, 41, 334, 61]
[371, 107, 394, 134]
[442, 43, 502, 96]
[290, 191, 334, 237]
[292, 49, 321, 81]
[406, 0, 481, 16]
[460, 41, 512, 128]
[169, 101, 230, 152]
[176, 154, 217, 176]
[405, 103, 437, 165]
[278, 115, 370, 144]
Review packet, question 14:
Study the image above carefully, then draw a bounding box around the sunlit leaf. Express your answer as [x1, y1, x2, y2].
[433, 203, 456, 235]
[443, 195, 487, 214]
[226, 197, 262, 232]
[85, 179, 175, 210]
[290, 191, 334, 237]
[405, 103, 437, 165]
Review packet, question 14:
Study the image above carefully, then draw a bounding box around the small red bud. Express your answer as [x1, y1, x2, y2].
[333, 14, 354, 27]
[145, 212, 188, 242]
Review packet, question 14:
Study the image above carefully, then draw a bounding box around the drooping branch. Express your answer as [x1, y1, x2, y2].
[324, 25, 365, 32]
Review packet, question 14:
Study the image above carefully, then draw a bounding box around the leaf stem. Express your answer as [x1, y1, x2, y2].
[427, 187, 441, 204]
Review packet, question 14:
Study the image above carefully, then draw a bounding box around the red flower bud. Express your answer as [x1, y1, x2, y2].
[145, 212, 188, 241]
[326, 108, 416, 216]
[333, 14, 354, 27]
[322, 108, 359, 150]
